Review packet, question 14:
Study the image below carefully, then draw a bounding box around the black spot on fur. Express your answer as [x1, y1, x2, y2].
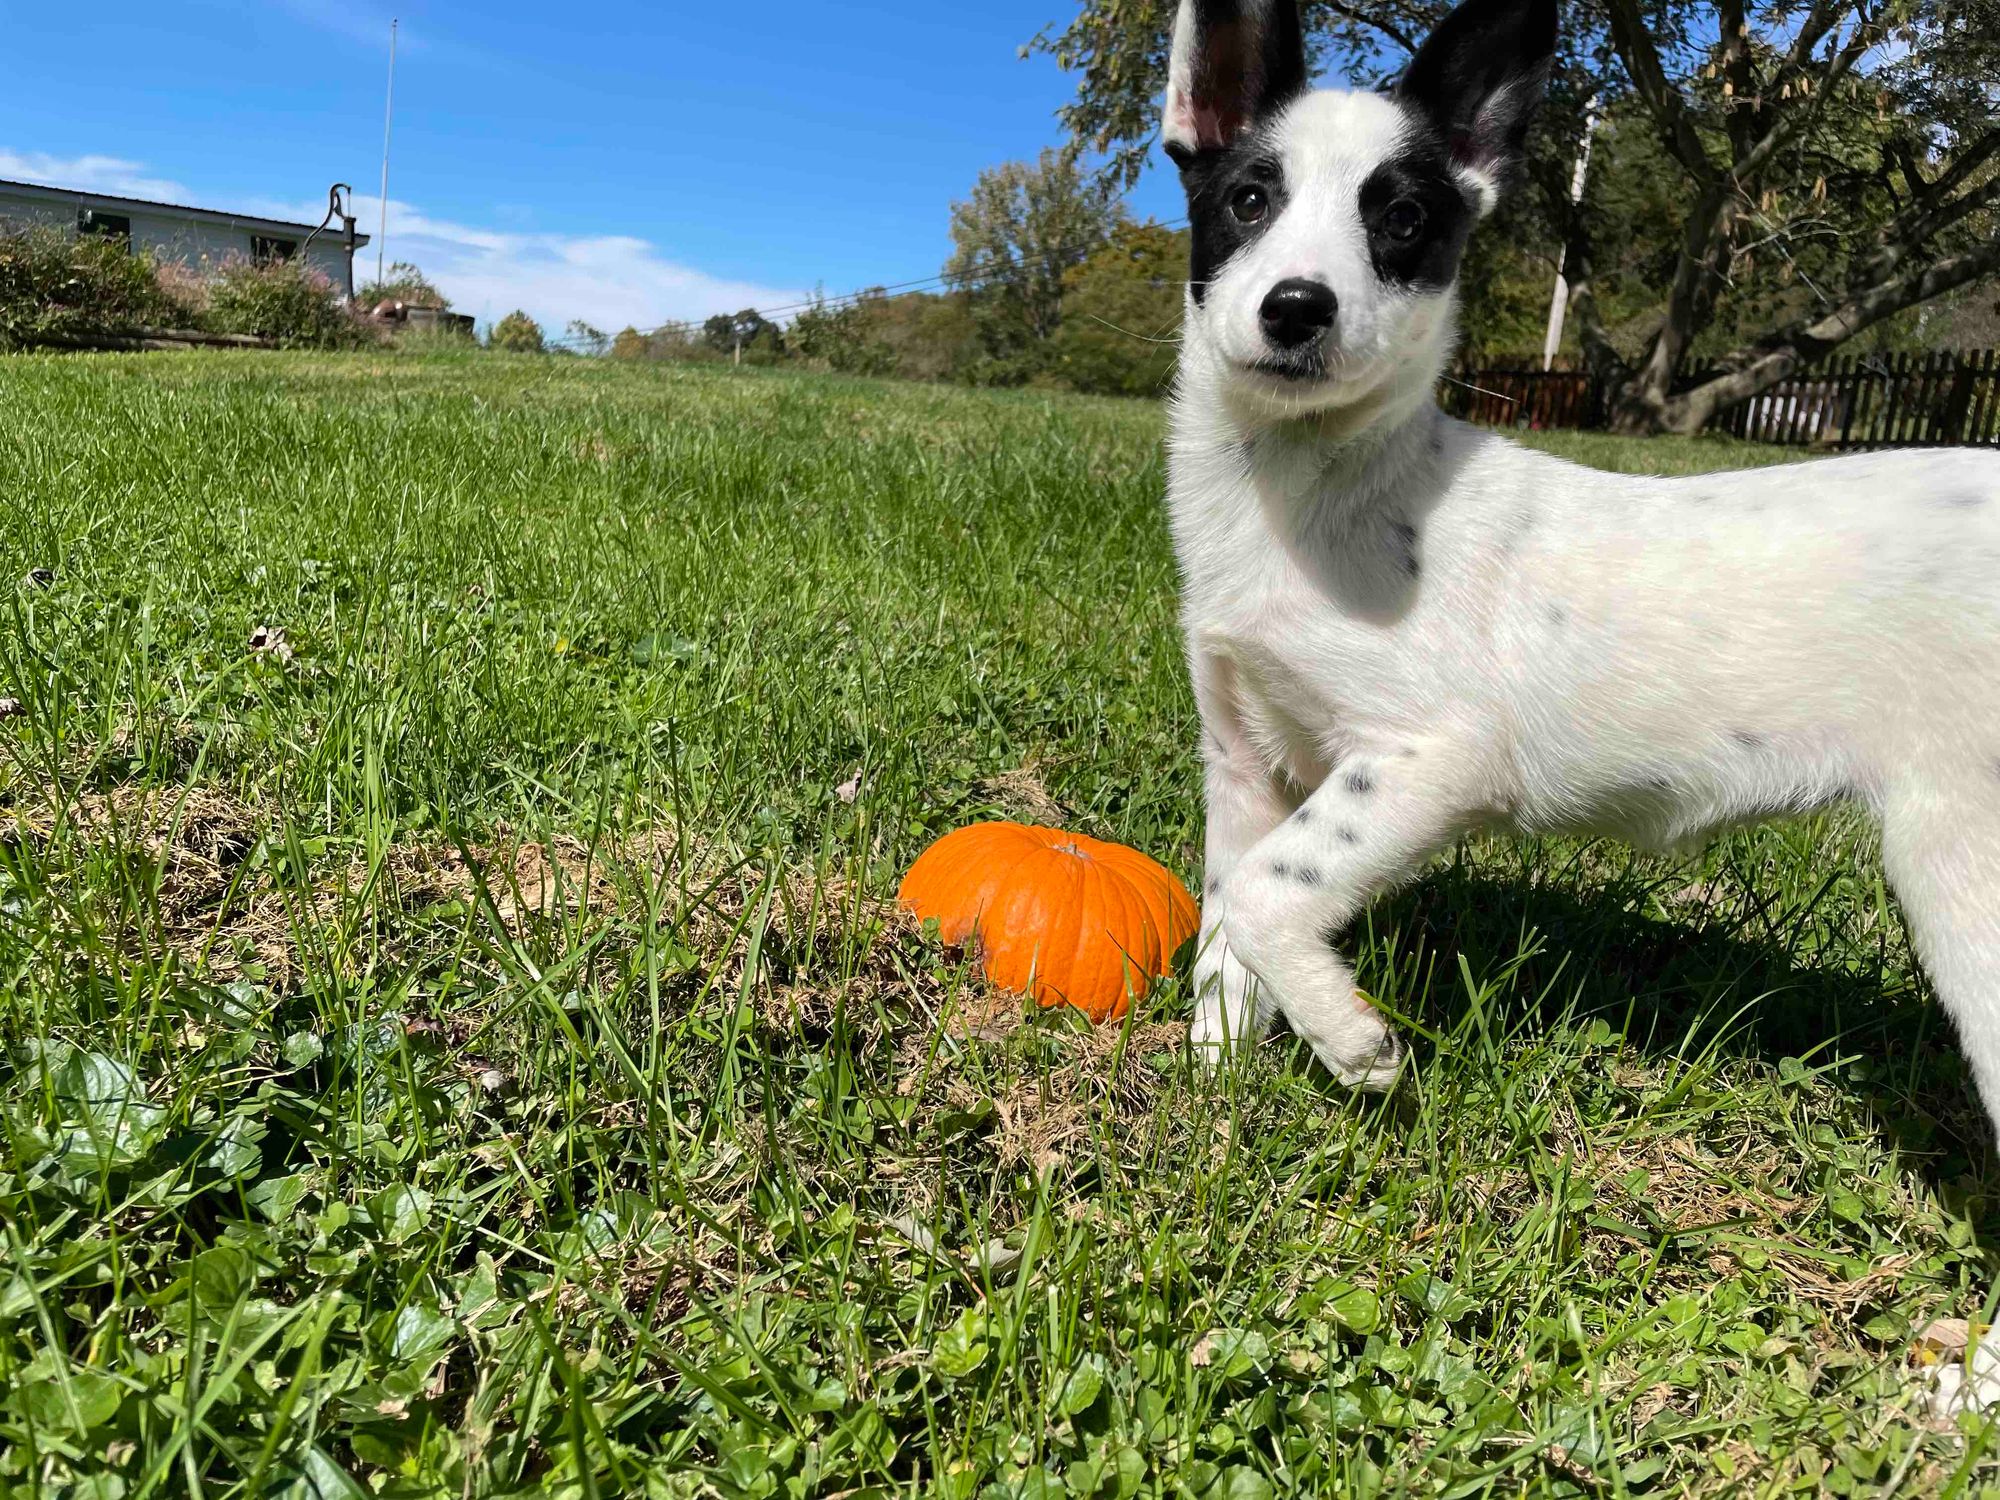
[1388, 519, 1420, 578]
[1336, 825, 1360, 845]
[1207, 877, 1222, 896]
[1732, 730, 1765, 751]
[1293, 864, 1324, 887]
[1291, 806, 1312, 825]
[1207, 734, 1227, 757]
[1346, 770, 1374, 795]
[1398, 746, 1419, 759]
[1499, 507, 1536, 556]
[1545, 602, 1568, 627]
[1271, 860, 1290, 879]
[1942, 490, 1987, 510]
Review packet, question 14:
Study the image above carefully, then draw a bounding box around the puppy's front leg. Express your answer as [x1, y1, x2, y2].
[1223, 752, 1468, 1088]
[1188, 666, 1295, 1059]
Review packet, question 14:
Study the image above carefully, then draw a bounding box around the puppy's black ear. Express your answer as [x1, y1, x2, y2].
[1395, 0, 1557, 210]
[1162, 0, 1308, 167]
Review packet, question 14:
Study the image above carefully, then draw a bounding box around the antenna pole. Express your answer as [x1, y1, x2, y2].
[376, 18, 398, 290]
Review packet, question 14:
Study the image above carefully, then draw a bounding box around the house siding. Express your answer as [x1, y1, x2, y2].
[0, 184, 363, 292]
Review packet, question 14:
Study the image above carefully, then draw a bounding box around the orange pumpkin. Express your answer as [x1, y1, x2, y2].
[898, 822, 1199, 1022]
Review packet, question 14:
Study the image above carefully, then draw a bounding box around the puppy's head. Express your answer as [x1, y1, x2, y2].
[1164, 0, 1555, 424]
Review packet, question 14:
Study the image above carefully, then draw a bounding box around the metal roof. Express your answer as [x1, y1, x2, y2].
[0, 177, 370, 245]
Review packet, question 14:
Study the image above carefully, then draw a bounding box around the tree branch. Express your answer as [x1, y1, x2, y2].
[1661, 233, 2000, 430]
[1601, 0, 1717, 180]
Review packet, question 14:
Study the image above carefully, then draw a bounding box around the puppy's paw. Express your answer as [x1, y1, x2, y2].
[1189, 930, 1260, 1067]
[1297, 992, 1405, 1092]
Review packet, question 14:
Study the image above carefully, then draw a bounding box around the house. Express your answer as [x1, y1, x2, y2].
[0, 178, 369, 296]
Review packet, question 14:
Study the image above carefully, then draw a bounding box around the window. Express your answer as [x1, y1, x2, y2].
[77, 209, 131, 248]
[251, 235, 298, 264]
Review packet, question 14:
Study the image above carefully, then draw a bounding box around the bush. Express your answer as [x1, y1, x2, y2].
[488, 310, 545, 354]
[356, 259, 448, 310]
[203, 257, 367, 348]
[0, 228, 188, 349]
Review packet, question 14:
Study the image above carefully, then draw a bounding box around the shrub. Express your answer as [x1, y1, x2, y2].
[202, 257, 367, 348]
[356, 259, 448, 310]
[488, 310, 545, 354]
[0, 227, 188, 349]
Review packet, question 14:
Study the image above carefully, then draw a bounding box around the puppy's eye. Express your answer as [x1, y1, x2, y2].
[1230, 185, 1269, 224]
[1383, 199, 1425, 242]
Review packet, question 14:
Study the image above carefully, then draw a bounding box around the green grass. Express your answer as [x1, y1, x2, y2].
[0, 349, 1994, 1499]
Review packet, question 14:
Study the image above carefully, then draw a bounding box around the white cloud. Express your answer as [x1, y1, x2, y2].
[324, 194, 808, 336]
[2, 148, 806, 338]
[0, 149, 195, 206]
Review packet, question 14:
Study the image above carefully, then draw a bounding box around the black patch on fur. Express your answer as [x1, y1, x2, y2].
[1291, 806, 1312, 824]
[1732, 730, 1765, 751]
[1178, 142, 1289, 306]
[1336, 824, 1360, 845]
[1207, 877, 1222, 895]
[1359, 139, 1479, 292]
[1388, 519, 1420, 578]
[1545, 602, 1569, 627]
[1398, 746, 1419, 759]
[1293, 864, 1324, 887]
[1942, 490, 1987, 510]
[1271, 860, 1290, 878]
[1346, 770, 1374, 795]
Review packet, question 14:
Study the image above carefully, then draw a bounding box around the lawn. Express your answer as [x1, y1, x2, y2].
[0, 349, 1993, 1499]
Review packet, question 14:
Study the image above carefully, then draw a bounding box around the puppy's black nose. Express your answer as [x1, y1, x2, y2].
[1258, 278, 1337, 349]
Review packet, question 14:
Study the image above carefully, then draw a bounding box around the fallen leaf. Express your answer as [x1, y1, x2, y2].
[835, 773, 863, 805]
[1190, 1332, 1216, 1368]
[0, 698, 20, 720]
[1917, 1318, 1973, 1355]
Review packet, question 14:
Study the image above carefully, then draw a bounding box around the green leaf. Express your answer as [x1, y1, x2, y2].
[932, 1306, 990, 1379]
[369, 1183, 433, 1244]
[1205, 1466, 1274, 1500]
[204, 1116, 263, 1178]
[16, 1358, 121, 1435]
[1322, 1281, 1381, 1336]
[283, 1031, 324, 1067]
[1057, 1355, 1105, 1415]
[385, 1300, 454, 1361]
[277, 1446, 368, 1500]
[246, 1172, 311, 1223]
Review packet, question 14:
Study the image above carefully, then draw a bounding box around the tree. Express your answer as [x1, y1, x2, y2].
[565, 320, 608, 355]
[701, 308, 783, 361]
[1033, 0, 2000, 434]
[610, 325, 649, 359]
[1049, 221, 1187, 396]
[788, 290, 900, 377]
[945, 146, 1129, 380]
[357, 260, 448, 309]
[488, 310, 545, 354]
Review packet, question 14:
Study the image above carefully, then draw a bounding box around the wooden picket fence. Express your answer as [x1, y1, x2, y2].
[1442, 347, 2000, 450]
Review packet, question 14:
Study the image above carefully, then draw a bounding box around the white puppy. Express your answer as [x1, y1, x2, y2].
[1161, 0, 2000, 1409]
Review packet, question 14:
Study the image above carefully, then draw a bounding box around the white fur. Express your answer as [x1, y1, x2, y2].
[1168, 70, 2000, 1403]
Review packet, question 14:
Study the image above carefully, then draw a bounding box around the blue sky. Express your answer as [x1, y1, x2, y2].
[0, 0, 1185, 334]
